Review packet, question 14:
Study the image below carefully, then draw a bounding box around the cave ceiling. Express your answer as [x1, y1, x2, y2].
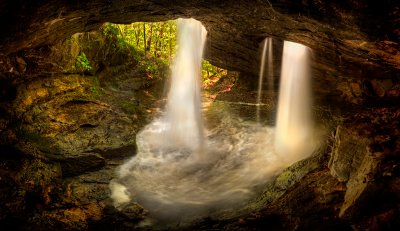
[0, 0, 399, 81]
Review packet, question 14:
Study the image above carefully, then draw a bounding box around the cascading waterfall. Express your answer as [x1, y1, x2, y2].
[267, 38, 274, 94]
[110, 23, 317, 224]
[165, 19, 207, 150]
[110, 18, 209, 213]
[256, 38, 268, 123]
[275, 41, 314, 163]
[256, 37, 273, 124]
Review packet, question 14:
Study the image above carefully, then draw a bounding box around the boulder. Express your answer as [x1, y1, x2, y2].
[328, 125, 372, 182]
[60, 152, 106, 177]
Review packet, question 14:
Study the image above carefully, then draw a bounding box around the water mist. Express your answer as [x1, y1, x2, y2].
[110, 27, 317, 224]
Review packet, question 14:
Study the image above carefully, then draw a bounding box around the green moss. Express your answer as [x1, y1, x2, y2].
[275, 170, 297, 189]
[75, 52, 92, 74]
[88, 77, 104, 98]
[119, 101, 143, 114]
[14, 123, 60, 155]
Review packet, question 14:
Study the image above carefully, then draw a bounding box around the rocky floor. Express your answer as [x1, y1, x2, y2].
[1, 70, 399, 230]
[0, 64, 163, 229]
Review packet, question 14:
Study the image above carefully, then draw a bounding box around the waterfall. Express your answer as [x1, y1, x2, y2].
[110, 27, 317, 223]
[165, 18, 207, 150]
[256, 38, 273, 124]
[266, 38, 274, 95]
[256, 38, 268, 123]
[275, 41, 314, 163]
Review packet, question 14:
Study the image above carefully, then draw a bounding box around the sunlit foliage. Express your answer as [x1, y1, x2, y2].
[102, 22, 176, 72]
[75, 52, 92, 73]
[102, 21, 226, 85]
[202, 60, 227, 89]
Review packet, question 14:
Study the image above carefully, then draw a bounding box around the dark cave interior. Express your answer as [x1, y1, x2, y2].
[0, 0, 399, 230]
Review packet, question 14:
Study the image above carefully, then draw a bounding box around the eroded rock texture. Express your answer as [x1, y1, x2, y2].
[328, 108, 400, 228]
[0, 30, 158, 229]
[1, 0, 399, 104]
[0, 0, 399, 230]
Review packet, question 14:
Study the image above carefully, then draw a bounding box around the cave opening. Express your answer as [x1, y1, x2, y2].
[108, 19, 322, 226]
[0, 1, 399, 230]
[79, 21, 333, 231]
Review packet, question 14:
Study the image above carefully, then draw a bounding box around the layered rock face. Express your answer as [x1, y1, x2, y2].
[1, 0, 399, 105]
[0, 30, 160, 229]
[0, 0, 399, 230]
[0, 2, 399, 66]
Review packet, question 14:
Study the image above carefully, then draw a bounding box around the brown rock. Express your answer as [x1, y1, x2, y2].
[329, 125, 372, 182]
[0, 0, 398, 106]
[370, 79, 394, 97]
[60, 152, 106, 177]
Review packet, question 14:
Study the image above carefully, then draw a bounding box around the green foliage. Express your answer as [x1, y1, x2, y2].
[119, 101, 143, 115]
[101, 21, 177, 79]
[100, 21, 226, 84]
[201, 60, 228, 89]
[14, 124, 58, 154]
[102, 23, 120, 38]
[89, 77, 104, 98]
[75, 52, 92, 73]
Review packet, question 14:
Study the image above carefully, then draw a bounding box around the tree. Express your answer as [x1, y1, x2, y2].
[100, 21, 226, 83]
[143, 23, 147, 56]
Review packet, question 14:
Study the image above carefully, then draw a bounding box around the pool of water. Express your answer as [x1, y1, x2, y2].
[110, 100, 304, 223]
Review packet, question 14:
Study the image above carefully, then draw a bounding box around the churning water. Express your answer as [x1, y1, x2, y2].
[110, 19, 316, 223]
[111, 102, 286, 221]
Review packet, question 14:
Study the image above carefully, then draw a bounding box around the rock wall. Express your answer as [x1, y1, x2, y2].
[328, 108, 400, 228]
[0, 0, 399, 105]
[0, 0, 399, 230]
[0, 30, 161, 229]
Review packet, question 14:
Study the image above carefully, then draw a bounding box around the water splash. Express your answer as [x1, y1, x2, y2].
[275, 41, 314, 164]
[110, 20, 286, 222]
[110, 30, 317, 223]
[113, 102, 285, 222]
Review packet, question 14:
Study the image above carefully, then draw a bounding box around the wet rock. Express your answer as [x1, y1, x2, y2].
[120, 203, 147, 221]
[91, 204, 147, 231]
[10, 74, 139, 159]
[15, 56, 27, 73]
[370, 79, 394, 97]
[67, 181, 110, 205]
[0, 0, 398, 229]
[0, 65, 146, 227]
[30, 203, 104, 231]
[328, 125, 372, 182]
[328, 108, 400, 226]
[188, 169, 349, 231]
[60, 153, 106, 177]
[339, 150, 379, 218]
[255, 150, 327, 206]
[0, 0, 398, 106]
[97, 144, 137, 160]
[0, 154, 62, 227]
[386, 88, 400, 98]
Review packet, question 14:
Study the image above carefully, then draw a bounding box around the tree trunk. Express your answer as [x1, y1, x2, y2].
[169, 24, 172, 62]
[155, 23, 164, 58]
[146, 24, 153, 53]
[143, 23, 147, 56]
[134, 24, 140, 46]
